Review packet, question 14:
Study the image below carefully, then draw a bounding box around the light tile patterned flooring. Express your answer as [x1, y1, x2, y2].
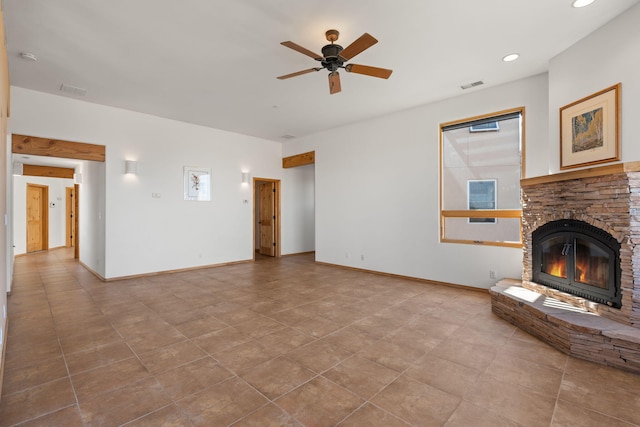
[1, 249, 640, 426]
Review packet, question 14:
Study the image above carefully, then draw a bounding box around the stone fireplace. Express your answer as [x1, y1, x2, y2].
[491, 162, 640, 373]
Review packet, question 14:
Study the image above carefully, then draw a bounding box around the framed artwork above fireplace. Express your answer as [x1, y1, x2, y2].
[560, 83, 620, 170]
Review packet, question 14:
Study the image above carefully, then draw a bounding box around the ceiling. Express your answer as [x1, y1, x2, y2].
[4, 0, 639, 144]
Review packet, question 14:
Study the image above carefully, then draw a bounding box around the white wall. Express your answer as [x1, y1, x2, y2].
[78, 160, 106, 276]
[282, 164, 315, 254]
[284, 74, 549, 288]
[9, 87, 283, 279]
[1, 113, 7, 359]
[548, 2, 640, 174]
[12, 175, 74, 255]
[7, 4, 637, 287]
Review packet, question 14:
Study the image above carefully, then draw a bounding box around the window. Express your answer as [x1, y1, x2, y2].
[469, 122, 500, 133]
[467, 180, 496, 223]
[439, 108, 524, 247]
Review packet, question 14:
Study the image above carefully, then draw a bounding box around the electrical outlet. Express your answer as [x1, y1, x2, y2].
[489, 270, 496, 279]
[345, 252, 350, 259]
[361, 254, 365, 261]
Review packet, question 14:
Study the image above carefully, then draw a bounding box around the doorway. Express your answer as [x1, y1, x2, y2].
[26, 183, 49, 253]
[254, 178, 281, 257]
[65, 185, 79, 259]
[12, 134, 102, 261]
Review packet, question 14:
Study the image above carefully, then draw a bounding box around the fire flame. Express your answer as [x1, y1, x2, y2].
[545, 254, 607, 288]
[547, 261, 566, 278]
[544, 256, 567, 278]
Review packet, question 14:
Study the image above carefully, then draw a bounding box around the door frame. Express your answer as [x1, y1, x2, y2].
[26, 183, 49, 253]
[253, 178, 281, 259]
[65, 184, 80, 259]
[66, 186, 75, 248]
[74, 183, 80, 259]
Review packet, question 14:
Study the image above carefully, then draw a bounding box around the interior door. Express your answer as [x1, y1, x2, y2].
[66, 186, 76, 248]
[27, 183, 48, 253]
[259, 181, 276, 256]
[74, 183, 80, 259]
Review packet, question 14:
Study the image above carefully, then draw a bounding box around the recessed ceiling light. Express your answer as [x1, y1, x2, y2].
[19, 52, 37, 62]
[572, 0, 595, 8]
[502, 53, 520, 62]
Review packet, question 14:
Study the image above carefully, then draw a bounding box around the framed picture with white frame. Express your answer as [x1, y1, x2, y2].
[183, 166, 211, 201]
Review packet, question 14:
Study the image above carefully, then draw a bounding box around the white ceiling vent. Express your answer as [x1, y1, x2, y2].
[461, 80, 484, 90]
[60, 83, 87, 96]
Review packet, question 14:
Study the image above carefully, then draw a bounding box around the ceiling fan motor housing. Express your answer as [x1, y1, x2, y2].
[321, 44, 344, 72]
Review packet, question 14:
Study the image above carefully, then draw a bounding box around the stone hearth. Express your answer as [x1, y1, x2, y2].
[491, 162, 640, 373]
[491, 279, 640, 373]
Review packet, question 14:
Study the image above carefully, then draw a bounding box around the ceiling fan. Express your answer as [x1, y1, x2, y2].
[277, 29, 393, 95]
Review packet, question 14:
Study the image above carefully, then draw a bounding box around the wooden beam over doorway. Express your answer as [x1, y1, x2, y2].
[282, 151, 315, 168]
[12, 134, 106, 162]
[23, 164, 75, 179]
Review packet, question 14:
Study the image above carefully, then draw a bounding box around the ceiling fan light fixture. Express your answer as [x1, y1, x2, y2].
[278, 30, 392, 94]
[325, 29, 339, 42]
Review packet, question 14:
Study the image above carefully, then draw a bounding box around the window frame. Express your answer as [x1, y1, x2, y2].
[439, 107, 525, 248]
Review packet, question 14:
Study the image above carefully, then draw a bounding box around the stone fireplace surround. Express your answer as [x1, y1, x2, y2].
[490, 162, 640, 374]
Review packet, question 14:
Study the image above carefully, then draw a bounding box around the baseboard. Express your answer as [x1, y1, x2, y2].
[0, 317, 8, 400]
[281, 251, 315, 258]
[314, 261, 490, 294]
[14, 246, 68, 258]
[79, 261, 107, 281]
[93, 259, 255, 282]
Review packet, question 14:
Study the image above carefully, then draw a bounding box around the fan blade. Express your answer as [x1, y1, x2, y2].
[338, 33, 378, 61]
[277, 68, 321, 80]
[280, 41, 323, 60]
[329, 71, 341, 94]
[345, 64, 393, 79]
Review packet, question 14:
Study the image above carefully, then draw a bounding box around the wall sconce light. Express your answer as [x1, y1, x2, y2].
[125, 160, 138, 175]
[241, 171, 250, 184]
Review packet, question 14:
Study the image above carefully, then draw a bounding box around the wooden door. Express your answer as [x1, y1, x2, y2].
[258, 181, 276, 256]
[66, 187, 76, 247]
[27, 184, 49, 253]
[74, 183, 80, 259]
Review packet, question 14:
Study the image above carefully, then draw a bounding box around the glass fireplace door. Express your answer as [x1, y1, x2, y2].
[532, 219, 621, 308]
[540, 236, 568, 279]
[574, 237, 610, 290]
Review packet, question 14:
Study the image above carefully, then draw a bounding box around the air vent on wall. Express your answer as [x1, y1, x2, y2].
[461, 80, 484, 90]
[60, 83, 87, 97]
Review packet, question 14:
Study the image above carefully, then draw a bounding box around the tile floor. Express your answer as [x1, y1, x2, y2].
[1, 249, 639, 426]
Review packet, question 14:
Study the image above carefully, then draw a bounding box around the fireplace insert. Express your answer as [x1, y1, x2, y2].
[532, 219, 621, 308]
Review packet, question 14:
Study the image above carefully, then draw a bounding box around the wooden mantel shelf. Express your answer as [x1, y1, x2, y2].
[521, 161, 640, 187]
